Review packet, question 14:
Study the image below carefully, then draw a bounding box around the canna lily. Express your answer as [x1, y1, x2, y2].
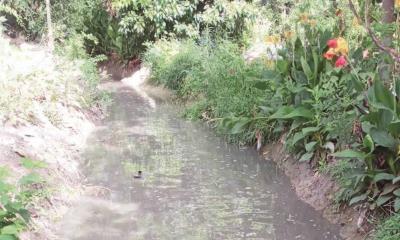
[335, 37, 349, 56]
[309, 20, 317, 27]
[284, 31, 294, 40]
[327, 39, 338, 48]
[335, 56, 347, 68]
[299, 13, 309, 23]
[264, 35, 280, 44]
[323, 48, 335, 60]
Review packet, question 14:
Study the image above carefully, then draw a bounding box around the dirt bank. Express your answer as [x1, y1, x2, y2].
[0, 36, 106, 239]
[263, 141, 368, 240]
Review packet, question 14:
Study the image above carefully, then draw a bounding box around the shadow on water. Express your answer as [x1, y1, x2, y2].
[59, 82, 343, 240]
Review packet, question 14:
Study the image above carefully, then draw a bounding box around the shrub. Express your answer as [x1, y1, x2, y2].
[144, 39, 266, 144]
[0, 158, 48, 239]
[373, 213, 400, 240]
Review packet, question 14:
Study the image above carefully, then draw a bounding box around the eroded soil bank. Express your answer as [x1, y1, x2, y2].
[263, 142, 366, 240]
[0, 37, 105, 239]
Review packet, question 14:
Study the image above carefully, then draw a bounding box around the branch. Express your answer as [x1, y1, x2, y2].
[348, 0, 400, 63]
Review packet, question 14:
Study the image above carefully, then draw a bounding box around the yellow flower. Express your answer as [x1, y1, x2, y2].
[264, 59, 275, 68]
[284, 31, 294, 40]
[299, 13, 309, 24]
[335, 37, 349, 56]
[264, 35, 280, 44]
[352, 17, 360, 27]
[309, 19, 317, 27]
[396, 0, 400, 9]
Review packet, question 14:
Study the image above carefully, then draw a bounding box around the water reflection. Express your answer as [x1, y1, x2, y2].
[59, 83, 342, 240]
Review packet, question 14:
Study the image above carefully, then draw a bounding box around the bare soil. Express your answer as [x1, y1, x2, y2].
[263, 141, 370, 240]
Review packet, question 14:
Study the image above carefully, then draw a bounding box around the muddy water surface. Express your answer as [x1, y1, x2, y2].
[59, 82, 342, 240]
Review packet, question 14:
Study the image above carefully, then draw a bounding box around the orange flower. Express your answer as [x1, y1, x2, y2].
[299, 13, 308, 22]
[309, 19, 317, 27]
[335, 56, 347, 68]
[284, 31, 294, 40]
[323, 48, 336, 60]
[396, 0, 400, 9]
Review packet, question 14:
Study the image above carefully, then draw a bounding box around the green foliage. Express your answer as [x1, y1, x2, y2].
[373, 213, 400, 240]
[144, 0, 400, 224]
[0, 158, 47, 239]
[144, 39, 266, 144]
[2, 0, 259, 59]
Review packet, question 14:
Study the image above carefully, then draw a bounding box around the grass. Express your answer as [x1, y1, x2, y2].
[143, 39, 267, 144]
[373, 213, 400, 240]
[0, 33, 109, 126]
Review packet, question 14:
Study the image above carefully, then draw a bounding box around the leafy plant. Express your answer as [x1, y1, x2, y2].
[0, 158, 47, 239]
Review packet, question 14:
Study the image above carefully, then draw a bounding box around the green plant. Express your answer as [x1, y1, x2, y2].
[373, 213, 400, 240]
[333, 77, 400, 211]
[0, 158, 47, 239]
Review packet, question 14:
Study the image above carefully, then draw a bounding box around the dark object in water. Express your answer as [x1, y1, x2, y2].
[133, 170, 142, 179]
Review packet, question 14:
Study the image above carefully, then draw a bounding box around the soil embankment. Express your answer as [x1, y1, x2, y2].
[0, 37, 104, 239]
[263, 142, 367, 240]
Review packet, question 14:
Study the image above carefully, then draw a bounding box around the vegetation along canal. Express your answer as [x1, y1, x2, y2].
[59, 81, 342, 240]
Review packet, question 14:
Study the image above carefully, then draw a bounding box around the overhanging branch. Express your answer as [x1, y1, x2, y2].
[348, 0, 400, 63]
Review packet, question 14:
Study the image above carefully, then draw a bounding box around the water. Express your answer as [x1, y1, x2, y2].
[59, 82, 342, 240]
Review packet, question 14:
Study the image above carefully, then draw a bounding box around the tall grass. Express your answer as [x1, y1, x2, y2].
[143, 39, 266, 144]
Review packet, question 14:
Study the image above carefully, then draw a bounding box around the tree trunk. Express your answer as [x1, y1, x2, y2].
[382, 0, 395, 24]
[45, 0, 54, 52]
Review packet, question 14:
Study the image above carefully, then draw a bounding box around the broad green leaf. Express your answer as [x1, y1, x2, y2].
[376, 195, 393, 207]
[396, 79, 400, 99]
[301, 56, 313, 84]
[0, 167, 10, 180]
[19, 173, 44, 185]
[302, 127, 320, 135]
[373, 173, 395, 183]
[362, 135, 374, 153]
[276, 60, 288, 75]
[20, 158, 47, 169]
[370, 79, 396, 112]
[1, 225, 19, 235]
[262, 70, 282, 81]
[388, 121, 400, 137]
[394, 189, 400, 197]
[370, 128, 397, 149]
[393, 176, 400, 184]
[284, 107, 314, 119]
[381, 183, 398, 195]
[291, 132, 305, 146]
[269, 106, 294, 119]
[332, 150, 367, 160]
[312, 50, 319, 86]
[305, 141, 317, 152]
[230, 119, 251, 134]
[299, 152, 313, 162]
[395, 198, 400, 212]
[349, 193, 368, 206]
[0, 234, 17, 240]
[253, 80, 270, 90]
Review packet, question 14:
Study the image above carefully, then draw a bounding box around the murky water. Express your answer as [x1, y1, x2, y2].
[60, 82, 342, 240]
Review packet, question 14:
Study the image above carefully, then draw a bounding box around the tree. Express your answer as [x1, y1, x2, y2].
[45, 0, 54, 52]
[348, 0, 400, 63]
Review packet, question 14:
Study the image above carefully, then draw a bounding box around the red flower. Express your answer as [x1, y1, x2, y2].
[335, 56, 347, 68]
[327, 39, 338, 48]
